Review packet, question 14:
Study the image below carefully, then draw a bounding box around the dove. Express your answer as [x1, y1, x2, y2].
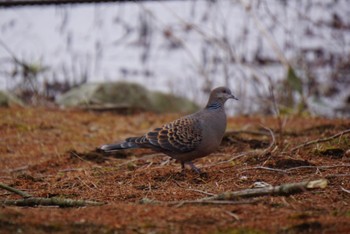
[99, 86, 238, 173]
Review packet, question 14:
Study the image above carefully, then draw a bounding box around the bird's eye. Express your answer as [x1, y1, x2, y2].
[223, 90, 227, 93]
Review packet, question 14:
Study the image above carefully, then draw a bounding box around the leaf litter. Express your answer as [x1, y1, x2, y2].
[0, 107, 350, 233]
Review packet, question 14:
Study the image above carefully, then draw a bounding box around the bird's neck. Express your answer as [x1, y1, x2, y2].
[205, 101, 223, 110]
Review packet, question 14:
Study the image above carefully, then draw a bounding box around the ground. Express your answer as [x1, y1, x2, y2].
[0, 107, 349, 233]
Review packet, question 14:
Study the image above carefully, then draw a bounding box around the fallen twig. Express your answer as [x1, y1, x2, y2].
[224, 130, 271, 137]
[242, 164, 350, 174]
[59, 168, 85, 172]
[243, 166, 287, 173]
[325, 174, 350, 178]
[340, 186, 350, 194]
[186, 188, 216, 196]
[139, 197, 260, 206]
[140, 179, 327, 206]
[173, 199, 259, 207]
[290, 129, 350, 152]
[0, 183, 32, 198]
[2, 197, 105, 207]
[224, 210, 240, 221]
[199, 179, 327, 201]
[2, 165, 29, 173]
[285, 164, 350, 172]
[0, 182, 105, 207]
[116, 153, 163, 168]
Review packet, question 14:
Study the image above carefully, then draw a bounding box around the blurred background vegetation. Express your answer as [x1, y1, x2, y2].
[0, 0, 349, 117]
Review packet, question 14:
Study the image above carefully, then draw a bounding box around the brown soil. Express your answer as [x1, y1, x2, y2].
[0, 107, 349, 233]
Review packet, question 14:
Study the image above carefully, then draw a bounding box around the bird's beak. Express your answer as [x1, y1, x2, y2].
[230, 95, 239, 101]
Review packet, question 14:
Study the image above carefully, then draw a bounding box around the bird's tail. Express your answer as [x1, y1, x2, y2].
[99, 137, 140, 152]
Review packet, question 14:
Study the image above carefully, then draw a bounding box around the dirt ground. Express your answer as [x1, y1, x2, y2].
[0, 107, 349, 233]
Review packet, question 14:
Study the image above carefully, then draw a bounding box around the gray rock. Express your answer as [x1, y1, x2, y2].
[56, 82, 199, 113]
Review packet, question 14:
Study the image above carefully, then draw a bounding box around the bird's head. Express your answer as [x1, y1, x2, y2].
[212, 86, 238, 101]
[206, 86, 238, 109]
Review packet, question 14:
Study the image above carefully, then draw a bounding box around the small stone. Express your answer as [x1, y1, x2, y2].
[345, 149, 350, 158]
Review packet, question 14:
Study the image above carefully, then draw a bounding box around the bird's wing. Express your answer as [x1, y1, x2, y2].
[127, 117, 202, 153]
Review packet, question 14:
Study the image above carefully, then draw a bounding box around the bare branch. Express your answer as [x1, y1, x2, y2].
[2, 197, 105, 207]
[140, 179, 327, 206]
[291, 129, 350, 152]
[199, 179, 327, 201]
[0, 182, 32, 198]
[0, 183, 105, 207]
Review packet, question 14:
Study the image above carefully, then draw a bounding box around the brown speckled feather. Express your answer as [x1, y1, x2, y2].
[127, 117, 202, 153]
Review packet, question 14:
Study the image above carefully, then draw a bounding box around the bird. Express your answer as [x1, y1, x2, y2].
[99, 86, 238, 173]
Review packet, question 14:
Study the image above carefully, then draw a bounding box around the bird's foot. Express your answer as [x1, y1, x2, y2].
[187, 161, 202, 174]
[181, 161, 205, 176]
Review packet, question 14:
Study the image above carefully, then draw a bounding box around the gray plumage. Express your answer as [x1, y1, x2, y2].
[99, 86, 238, 173]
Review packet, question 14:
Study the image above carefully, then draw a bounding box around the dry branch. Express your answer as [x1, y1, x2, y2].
[140, 179, 327, 206]
[0, 183, 32, 198]
[0, 182, 105, 207]
[2, 197, 105, 207]
[291, 129, 350, 152]
[199, 179, 327, 201]
[243, 164, 350, 174]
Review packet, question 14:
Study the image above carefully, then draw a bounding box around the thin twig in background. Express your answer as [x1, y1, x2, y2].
[290, 129, 350, 152]
[205, 127, 276, 169]
[238, 0, 289, 69]
[224, 210, 240, 221]
[325, 174, 350, 178]
[243, 166, 287, 174]
[285, 164, 350, 172]
[115, 153, 163, 168]
[242, 164, 350, 174]
[173, 199, 259, 207]
[203, 152, 253, 169]
[224, 130, 272, 137]
[2, 165, 29, 173]
[186, 188, 216, 196]
[260, 126, 276, 161]
[340, 186, 350, 194]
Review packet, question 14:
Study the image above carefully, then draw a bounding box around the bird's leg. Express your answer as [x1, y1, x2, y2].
[187, 162, 201, 174]
[181, 161, 186, 175]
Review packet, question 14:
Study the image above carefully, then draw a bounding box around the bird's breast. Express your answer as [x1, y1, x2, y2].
[198, 111, 227, 152]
